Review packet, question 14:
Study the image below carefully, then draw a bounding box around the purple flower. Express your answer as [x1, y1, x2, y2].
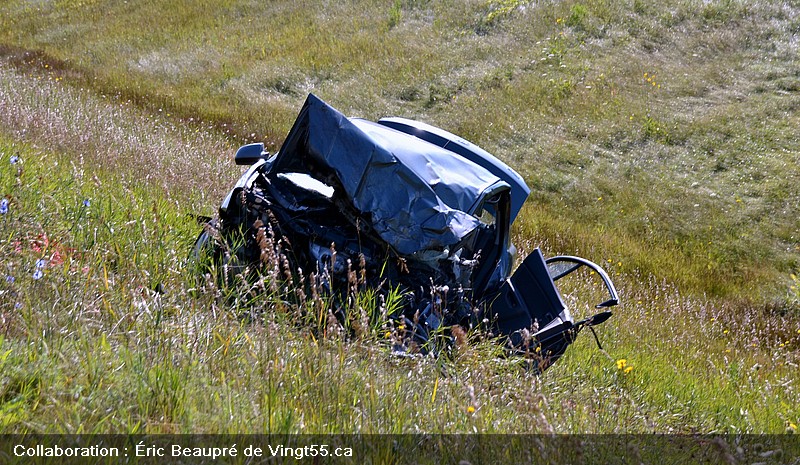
[35, 258, 47, 269]
[5, 275, 13, 283]
[9, 155, 19, 164]
[32, 269, 43, 280]
[82, 199, 91, 208]
[0, 198, 8, 215]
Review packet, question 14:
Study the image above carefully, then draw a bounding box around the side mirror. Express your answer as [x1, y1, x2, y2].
[576, 310, 613, 328]
[574, 310, 614, 351]
[596, 298, 618, 309]
[235, 143, 269, 165]
[587, 310, 613, 326]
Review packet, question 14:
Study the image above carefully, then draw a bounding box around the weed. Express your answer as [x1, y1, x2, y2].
[388, 0, 403, 30]
[566, 3, 589, 29]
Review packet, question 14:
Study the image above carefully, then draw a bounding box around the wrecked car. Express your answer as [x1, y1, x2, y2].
[194, 94, 619, 372]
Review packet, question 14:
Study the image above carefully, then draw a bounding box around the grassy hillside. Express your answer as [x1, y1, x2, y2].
[1, 0, 799, 440]
[3, 0, 799, 301]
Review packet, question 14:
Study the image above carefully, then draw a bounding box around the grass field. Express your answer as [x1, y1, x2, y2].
[1, 0, 799, 444]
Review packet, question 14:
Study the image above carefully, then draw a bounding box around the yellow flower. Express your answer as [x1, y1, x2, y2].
[616, 359, 627, 370]
[467, 405, 476, 414]
[789, 422, 797, 433]
[624, 366, 633, 374]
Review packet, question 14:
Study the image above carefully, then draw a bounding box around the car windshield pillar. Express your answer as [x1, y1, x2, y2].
[469, 190, 511, 295]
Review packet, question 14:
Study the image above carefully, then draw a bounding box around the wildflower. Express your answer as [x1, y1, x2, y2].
[0, 198, 8, 214]
[617, 359, 634, 374]
[467, 405, 476, 414]
[5, 275, 13, 283]
[31, 258, 47, 280]
[10, 155, 19, 164]
[789, 422, 797, 433]
[82, 199, 91, 208]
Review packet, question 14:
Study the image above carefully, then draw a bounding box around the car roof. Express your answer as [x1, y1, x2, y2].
[349, 118, 508, 215]
[271, 94, 511, 255]
[377, 117, 530, 222]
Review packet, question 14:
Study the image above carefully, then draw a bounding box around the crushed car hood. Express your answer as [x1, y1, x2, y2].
[272, 94, 511, 255]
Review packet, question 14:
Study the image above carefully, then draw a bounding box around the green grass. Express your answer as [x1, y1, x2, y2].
[3, 0, 798, 302]
[0, 0, 799, 440]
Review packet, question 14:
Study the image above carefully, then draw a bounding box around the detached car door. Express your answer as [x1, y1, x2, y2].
[486, 248, 619, 371]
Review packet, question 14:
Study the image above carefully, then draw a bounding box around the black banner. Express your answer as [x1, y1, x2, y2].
[0, 434, 797, 464]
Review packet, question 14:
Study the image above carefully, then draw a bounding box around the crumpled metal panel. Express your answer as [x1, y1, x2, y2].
[272, 94, 508, 255]
[377, 117, 531, 222]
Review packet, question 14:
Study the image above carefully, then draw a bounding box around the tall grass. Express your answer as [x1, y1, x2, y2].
[0, 0, 799, 438]
[2, 0, 797, 304]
